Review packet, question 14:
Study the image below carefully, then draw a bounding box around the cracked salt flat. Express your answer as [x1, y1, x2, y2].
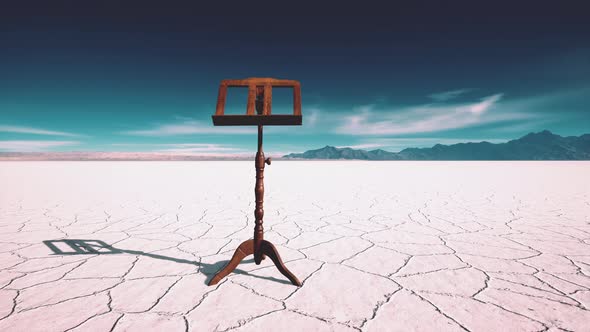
[1, 161, 589, 332]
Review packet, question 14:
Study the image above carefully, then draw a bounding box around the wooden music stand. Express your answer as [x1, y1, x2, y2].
[208, 77, 302, 286]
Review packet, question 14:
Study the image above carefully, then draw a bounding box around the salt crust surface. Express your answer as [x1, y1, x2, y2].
[0, 161, 589, 331]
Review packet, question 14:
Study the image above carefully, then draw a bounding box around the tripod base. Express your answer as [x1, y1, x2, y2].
[208, 239, 302, 286]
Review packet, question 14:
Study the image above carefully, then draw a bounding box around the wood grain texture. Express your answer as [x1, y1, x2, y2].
[222, 77, 300, 87]
[293, 84, 302, 116]
[207, 77, 302, 287]
[207, 239, 254, 286]
[263, 84, 272, 115]
[212, 77, 302, 126]
[215, 84, 227, 116]
[246, 84, 256, 115]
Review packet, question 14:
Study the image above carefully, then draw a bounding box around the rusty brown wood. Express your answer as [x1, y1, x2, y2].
[207, 238, 300, 286]
[213, 77, 301, 122]
[260, 240, 301, 286]
[254, 86, 266, 264]
[246, 84, 256, 115]
[222, 77, 300, 87]
[293, 83, 302, 116]
[254, 125, 265, 264]
[208, 77, 302, 287]
[215, 84, 227, 116]
[207, 239, 253, 286]
[263, 84, 272, 115]
[256, 86, 264, 115]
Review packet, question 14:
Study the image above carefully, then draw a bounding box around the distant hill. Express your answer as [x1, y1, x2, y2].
[283, 131, 590, 160]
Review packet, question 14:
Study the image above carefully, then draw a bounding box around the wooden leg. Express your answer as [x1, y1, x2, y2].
[208, 239, 254, 286]
[260, 240, 302, 286]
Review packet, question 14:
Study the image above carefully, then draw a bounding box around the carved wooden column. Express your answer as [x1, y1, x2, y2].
[254, 88, 269, 264]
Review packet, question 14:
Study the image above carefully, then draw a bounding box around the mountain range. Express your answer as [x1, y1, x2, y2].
[283, 131, 590, 160]
[2, 130, 589, 161]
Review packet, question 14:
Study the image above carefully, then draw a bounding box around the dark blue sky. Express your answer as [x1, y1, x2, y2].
[1, 1, 588, 155]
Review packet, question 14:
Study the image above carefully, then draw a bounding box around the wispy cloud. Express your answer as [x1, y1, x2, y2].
[110, 142, 249, 155]
[154, 143, 244, 154]
[306, 107, 320, 127]
[334, 93, 532, 135]
[0, 140, 80, 152]
[122, 119, 255, 136]
[428, 88, 473, 101]
[109, 142, 293, 157]
[0, 125, 82, 137]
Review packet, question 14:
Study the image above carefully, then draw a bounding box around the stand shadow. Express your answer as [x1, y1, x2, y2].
[42, 239, 291, 285]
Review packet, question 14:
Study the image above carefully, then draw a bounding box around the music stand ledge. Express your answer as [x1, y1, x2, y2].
[207, 77, 302, 287]
[212, 114, 302, 126]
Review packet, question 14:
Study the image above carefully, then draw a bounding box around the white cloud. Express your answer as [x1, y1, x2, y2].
[428, 88, 473, 101]
[0, 125, 82, 137]
[468, 94, 502, 114]
[122, 120, 255, 136]
[0, 140, 80, 152]
[154, 143, 244, 154]
[334, 93, 531, 135]
[306, 107, 320, 127]
[109, 142, 292, 158]
[109, 142, 249, 155]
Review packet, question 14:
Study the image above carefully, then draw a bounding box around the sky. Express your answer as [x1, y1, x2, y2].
[0, 1, 589, 156]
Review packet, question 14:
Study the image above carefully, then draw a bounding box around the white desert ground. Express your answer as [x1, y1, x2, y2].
[1, 161, 590, 332]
